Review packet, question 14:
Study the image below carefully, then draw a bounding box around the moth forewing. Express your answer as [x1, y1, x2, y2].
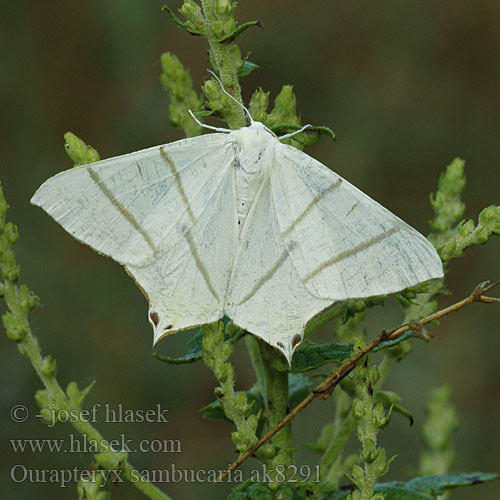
[271, 143, 444, 302]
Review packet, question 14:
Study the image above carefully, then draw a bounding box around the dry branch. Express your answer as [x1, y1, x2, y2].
[215, 280, 500, 483]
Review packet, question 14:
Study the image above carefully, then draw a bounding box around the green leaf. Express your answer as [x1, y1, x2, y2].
[216, 20, 263, 44]
[326, 472, 499, 499]
[161, 4, 203, 36]
[199, 389, 263, 422]
[289, 373, 314, 407]
[229, 480, 316, 500]
[153, 319, 244, 365]
[153, 328, 204, 364]
[228, 480, 273, 500]
[239, 59, 259, 77]
[200, 374, 311, 421]
[290, 342, 353, 373]
[66, 380, 96, 408]
[271, 123, 336, 145]
[289, 332, 419, 373]
[373, 331, 417, 351]
[407, 472, 498, 495]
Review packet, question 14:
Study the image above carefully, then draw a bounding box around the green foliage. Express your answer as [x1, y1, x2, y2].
[0, 184, 173, 500]
[162, 2, 205, 36]
[327, 473, 499, 500]
[419, 387, 459, 478]
[153, 327, 204, 363]
[199, 373, 313, 423]
[316, 387, 357, 488]
[429, 158, 500, 262]
[437, 205, 500, 262]
[289, 342, 354, 372]
[201, 321, 266, 458]
[348, 342, 395, 500]
[239, 59, 259, 77]
[230, 473, 499, 500]
[429, 158, 466, 238]
[64, 131, 100, 166]
[76, 467, 112, 500]
[249, 87, 270, 122]
[228, 480, 275, 500]
[160, 53, 204, 136]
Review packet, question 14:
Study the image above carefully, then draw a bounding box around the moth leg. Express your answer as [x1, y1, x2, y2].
[187, 109, 231, 133]
[279, 123, 313, 141]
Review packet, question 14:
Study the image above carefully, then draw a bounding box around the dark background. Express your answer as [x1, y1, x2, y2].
[1, 1, 499, 499]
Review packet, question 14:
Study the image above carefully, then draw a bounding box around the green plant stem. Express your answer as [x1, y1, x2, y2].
[199, 0, 246, 128]
[0, 186, 172, 500]
[202, 322, 270, 464]
[258, 341, 293, 484]
[349, 356, 391, 500]
[320, 412, 356, 484]
[419, 386, 458, 495]
[7, 302, 171, 500]
[245, 335, 268, 402]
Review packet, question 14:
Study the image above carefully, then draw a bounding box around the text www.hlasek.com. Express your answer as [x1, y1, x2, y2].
[10, 434, 181, 454]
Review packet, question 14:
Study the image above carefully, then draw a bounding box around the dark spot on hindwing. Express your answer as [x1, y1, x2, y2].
[150, 312, 159, 326]
[292, 335, 302, 348]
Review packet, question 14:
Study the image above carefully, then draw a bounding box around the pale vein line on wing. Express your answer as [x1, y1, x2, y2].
[236, 249, 289, 305]
[160, 147, 195, 224]
[304, 226, 400, 283]
[160, 147, 219, 302]
[282, 178, 342, 237]
[88, 167, 156, 252]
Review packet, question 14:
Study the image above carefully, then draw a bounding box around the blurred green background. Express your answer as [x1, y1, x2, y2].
[2, 1, 499, 499]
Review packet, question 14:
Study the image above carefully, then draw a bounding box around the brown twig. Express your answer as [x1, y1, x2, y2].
[214, 280, 500, 483]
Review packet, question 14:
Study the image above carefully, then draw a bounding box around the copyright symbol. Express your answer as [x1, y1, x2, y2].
[11, 405, 28, 423]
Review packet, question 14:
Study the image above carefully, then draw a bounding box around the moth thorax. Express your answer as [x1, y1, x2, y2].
[234, 128, 274, 230]
[236, 125, 274, 174]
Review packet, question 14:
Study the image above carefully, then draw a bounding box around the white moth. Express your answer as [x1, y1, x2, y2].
[31, 92, 443, 364]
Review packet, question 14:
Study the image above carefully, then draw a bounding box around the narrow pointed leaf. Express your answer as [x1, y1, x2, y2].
[289, 373, 315, 407]
[291, 342, 353, 373]
[161, 5, 203, 36]
[217, 20, 263, 44]
[239, 60, 259, 77]
[200, 390, 263, 422]
[153, 328, 203, 364]
[326, 472, 498, 499]
[271, 123, 336, 145]
[373, 331, 419, 352]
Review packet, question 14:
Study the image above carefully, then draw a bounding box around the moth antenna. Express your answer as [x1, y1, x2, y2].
[187, 109, 231, 133]
[279, 124, 313, 141]
[207, 69, 254, 124]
